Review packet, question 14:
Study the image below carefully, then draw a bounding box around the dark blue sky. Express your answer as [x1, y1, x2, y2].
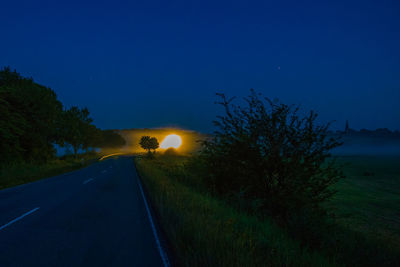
[1, 0, 399, 132]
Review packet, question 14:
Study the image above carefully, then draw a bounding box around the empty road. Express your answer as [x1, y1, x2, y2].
[0, 156, 169, 267]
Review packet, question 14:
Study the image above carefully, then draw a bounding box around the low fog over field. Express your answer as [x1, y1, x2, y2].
[332, 128, 400, 155]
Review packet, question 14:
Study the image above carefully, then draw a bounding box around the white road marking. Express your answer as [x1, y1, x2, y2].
[0, 207, 40, 231]
[137, 177, 170, 267]
[83, 178, 94, 184]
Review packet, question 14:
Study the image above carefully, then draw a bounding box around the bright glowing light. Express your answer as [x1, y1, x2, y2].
[160, 134, 182, 149]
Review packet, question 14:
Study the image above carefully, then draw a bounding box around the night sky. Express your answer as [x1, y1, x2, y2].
[1, 0, 399, 132]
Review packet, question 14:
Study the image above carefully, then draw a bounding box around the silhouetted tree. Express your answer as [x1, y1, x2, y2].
[139, 136, 152, 154]
[99, 130, 126, 148]
[149, 137, 159, 153]
[82, 124, 102, 152]
[200, 89, 343, 222]
[140, 136, 159, 157]
[0, 67, 64, 163]
[61, 106, 93, 157]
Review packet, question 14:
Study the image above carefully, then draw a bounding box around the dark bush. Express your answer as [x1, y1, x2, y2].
[200, 90, 344, 223]
[164, 148, 179, 156]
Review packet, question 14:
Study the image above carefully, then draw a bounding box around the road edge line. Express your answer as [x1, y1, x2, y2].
[136, 175, 171, 267]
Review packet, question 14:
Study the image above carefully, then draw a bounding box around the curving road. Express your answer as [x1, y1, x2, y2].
[0, 156, 169, 267]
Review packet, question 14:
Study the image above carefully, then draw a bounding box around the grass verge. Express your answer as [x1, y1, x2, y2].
[0, 152, 99, 190]
[135, 155, 335, 267]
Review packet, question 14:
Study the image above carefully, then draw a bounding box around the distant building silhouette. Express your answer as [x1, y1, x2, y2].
[345, 120, 349, 133]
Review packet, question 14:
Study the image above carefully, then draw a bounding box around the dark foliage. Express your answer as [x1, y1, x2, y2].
[139, 136, 151, 153]
[60, 106, 102, 156]
[98, 130, 126, 148]
[200, 89, 344, 222]
[139, 136, 159, 157]
[0, 67, 63, 163]
[0, 67, 121, 164]
[149, 137, 159, 152]
[164, 147, 179, 156]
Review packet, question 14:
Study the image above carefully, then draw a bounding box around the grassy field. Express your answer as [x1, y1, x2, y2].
[135, 154, 400, 266]
[0, 153, 99, 190]
[330, 155, 400, 251]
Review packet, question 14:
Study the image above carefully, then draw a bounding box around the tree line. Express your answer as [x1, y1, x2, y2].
[0, 67, 125, 164]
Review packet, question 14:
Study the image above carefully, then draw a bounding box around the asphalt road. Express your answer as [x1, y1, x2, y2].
[0, 156, 168, 267]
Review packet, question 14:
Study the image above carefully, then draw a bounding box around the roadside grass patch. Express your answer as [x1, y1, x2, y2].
[0, 152, 99, 190]
[135, 155, 334, 267]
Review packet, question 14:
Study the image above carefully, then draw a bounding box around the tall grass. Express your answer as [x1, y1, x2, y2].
[135, 155, 335, 267]
[136, 154, 400, 266]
